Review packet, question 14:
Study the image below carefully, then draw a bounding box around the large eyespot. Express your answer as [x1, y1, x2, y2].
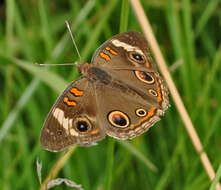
[149, 89, 158, 96]
[74, 118, 92, 132]
[135, 108, 147, 117]
[129, 51, 146, 64]
[135, 71, 155, 84]
[108, 111, 130, 128]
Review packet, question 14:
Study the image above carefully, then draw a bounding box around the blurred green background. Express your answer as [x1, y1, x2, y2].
[0, 0, 221, 189]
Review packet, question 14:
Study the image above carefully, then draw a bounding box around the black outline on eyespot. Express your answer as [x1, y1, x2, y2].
[107, 110, 130, 128]
[135, 108, 147, 117]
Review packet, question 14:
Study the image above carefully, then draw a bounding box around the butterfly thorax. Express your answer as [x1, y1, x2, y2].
[76, 62, 112, 85]
[76, 62, 91, 75]
[87, 67, 112, 85]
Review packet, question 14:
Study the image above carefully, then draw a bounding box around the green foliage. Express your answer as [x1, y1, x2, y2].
[0, 0, 220, 189]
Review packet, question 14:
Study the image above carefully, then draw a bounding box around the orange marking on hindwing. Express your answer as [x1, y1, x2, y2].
[70, 87, 84, 96]
[64, 97, 76, 106]
[105, 47, 118, 55]
[156, 79, 163, 103]
[145, 61, 150, 68]
[91, 129, 99, 135]
[130, 107, 156, 129]
[100, 52, 111, 61]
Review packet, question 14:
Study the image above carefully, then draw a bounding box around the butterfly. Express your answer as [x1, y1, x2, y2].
[40, 31, 169, 152]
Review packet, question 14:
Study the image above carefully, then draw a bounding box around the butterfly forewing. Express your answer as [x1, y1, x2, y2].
[40, 77, 105, 152]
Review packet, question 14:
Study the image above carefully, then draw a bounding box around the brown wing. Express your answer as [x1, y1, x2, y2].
[94, 83, 162, 140]
[40, 77, 105, 152]
[91, 31, 169, 139]
[91, 31, 156, 72]
[92, 30, 169, 112]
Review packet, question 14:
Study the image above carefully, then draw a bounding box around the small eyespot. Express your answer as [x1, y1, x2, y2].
[129, 51, 146, 64]
[108, 111, 130, 128]
[133, 54, 143, 61]
[135, 71, 155, 84]
[57, 131, 62, 136]
[135, 108, 147, 117]
[149, 89, 158, 96]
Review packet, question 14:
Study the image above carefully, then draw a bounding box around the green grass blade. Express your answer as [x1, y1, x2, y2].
[102, 0, 123, 189]
[209, 164, 221, 190]
[0, 55, 68, 93]
[80, 0, 118, 60]
[195, 0, 220, 37]
[120, 0, 129, 33]
[38, 0, 54, 54]
[5, 0, 15, 55]
[0, 1, 95, 144]
[0, 78, 39, 142]
[119, 141, 158, 172]
[104, 138, 115, 190]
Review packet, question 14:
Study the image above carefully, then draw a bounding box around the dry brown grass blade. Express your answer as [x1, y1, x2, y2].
[130, 0, 221, 189]
[39, 145, 77, 190]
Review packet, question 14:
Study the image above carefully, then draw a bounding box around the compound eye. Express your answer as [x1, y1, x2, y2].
[129, 51, 146, 64]
[108, 111, 130, 128]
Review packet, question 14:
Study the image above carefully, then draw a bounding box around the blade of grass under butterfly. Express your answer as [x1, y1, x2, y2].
[119, 141, 158, 172]
[104, 1, 129, 189]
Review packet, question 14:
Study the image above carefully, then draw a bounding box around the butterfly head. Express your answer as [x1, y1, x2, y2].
[75, 62, 90, 75]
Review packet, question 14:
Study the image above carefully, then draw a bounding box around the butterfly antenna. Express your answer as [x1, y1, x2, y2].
[35, 62, 78, 66]
[35, 21, 81, 67]
[65, 21, 82, 61]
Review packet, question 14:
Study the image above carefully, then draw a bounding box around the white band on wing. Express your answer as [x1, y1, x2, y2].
[111, 39, 144, 55]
